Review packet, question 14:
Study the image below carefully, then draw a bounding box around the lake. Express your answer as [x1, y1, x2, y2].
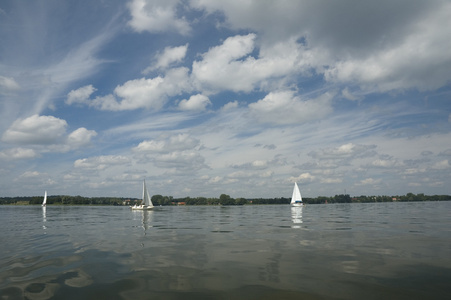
[1, 202, 451, 299]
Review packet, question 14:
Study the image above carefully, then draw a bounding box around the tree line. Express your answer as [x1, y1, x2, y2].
[0, 192, 449, 206]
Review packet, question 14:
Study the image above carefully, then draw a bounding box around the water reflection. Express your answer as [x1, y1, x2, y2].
[142, 210, 153, 233]
[132, 210, 153, 236]
[42, 206, 47, 231]
[291, 206, 303, 228]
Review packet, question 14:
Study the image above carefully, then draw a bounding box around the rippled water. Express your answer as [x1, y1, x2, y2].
[1, 202, 451, 299]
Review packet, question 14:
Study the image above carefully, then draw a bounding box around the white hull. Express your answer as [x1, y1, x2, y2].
[291, 202, 303, 207]
[130, 205, 153, 210]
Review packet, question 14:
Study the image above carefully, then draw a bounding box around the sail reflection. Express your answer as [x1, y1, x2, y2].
[42, 206, 47, 231]
[142, 210, 153, 233]
[132, 210, 154, 233]
[291, 206, 303, 228]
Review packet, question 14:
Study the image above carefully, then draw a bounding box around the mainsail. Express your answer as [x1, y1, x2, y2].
[142, 180, 153, 207]
[42, 191, 47, 206]
[290, 182, 303, 205]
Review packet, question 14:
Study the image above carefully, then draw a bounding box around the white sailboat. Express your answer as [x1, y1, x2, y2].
[42, 191, 47, 207]
[290, 182, 303, 207]
[131, 180, 154, 210]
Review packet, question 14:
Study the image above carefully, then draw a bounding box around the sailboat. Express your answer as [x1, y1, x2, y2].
[290, 182, 303, 207]
[131, 180, 154, 210]
[42, 191, 47, 207]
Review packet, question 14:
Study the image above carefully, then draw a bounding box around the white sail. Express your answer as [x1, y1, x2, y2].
[42, 191, 47, 206]
[131, 180, 154, 210]
[290, 182, 303, 206]
[142, 180, 153, 207]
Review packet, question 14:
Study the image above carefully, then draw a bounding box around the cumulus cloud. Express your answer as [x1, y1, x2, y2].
[2, 115, 68, 145]
[290, 173, 315, 183]
[74, 155, 131, 170]
[371, 158, 398, 168]
[221, 101, 239, 111]
[321, 178, 343, 184]
[91, 67, 191, 111]
[0, 148, 38, 160]
[249, 90, 333, 125]
[192, 0, 451, 93]
[1, 115, 96, 155]
[192, 34, 303, 93]
[308, 143, 377, 160]
[178, 94, 211, 111]
[133, 133, 207, 171]
[143, 44, 188, 73]
[66, 85, 97, 105]
[357, 178, 382, 186]
[67, 128, 97, 148]
[324, 2, 451, 92]
[431, 159, 450, 170]
[134, 133, 200, 153]
[128, 0, 191, 35]
[153, 151, 206, 171]
[231, 159, 269, 170]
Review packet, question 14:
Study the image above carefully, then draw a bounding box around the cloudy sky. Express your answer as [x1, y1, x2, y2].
[1, 0, 450, 199]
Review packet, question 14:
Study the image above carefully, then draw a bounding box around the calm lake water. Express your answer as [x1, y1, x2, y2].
[1, 202, 451, 299]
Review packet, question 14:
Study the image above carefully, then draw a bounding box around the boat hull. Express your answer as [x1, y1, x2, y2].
[130, 205, 153, 210]
[291, 203, 303, 207]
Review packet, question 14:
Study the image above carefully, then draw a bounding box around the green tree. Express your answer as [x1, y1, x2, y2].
[219, 194, 235, 205]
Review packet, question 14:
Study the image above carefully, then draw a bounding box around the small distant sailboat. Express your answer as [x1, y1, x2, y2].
[131, 180, 154, 210]
[290, 182, 303, 207]
[42, 191, 47, 207]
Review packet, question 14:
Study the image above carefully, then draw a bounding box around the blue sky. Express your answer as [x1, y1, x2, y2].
[1, 0, 450, 198]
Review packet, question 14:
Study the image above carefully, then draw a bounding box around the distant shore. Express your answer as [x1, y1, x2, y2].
[1, 193, 450, 206]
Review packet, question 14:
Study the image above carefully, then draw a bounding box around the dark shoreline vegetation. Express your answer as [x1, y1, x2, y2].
[0, 193, 450, 206]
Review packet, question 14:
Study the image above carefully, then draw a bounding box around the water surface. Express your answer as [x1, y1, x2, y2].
[1, 202, 451, 299]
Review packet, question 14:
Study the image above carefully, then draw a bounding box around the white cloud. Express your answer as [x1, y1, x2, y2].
[1, 115, 97, 154]
[178, 94, 211, 111]
[128, 0, 191, 35]
[431, 159, 450, 170]
[221, 101, 239, 111]
[371, 159, 397, 168]
[66, 85, 97, 105]
[0, 76, 20, 94]
[192, 1, 451, 93]
[2, 115, 68, 145]
[192, 34, 257, 93]
[324, 2, 451, 92]
[309, 143, 377, 160]
[192, 34, 302, 93]
[231, 159, 270, 170]
[19, 171, 42, 178]
[133, 133, 207, 172]
[91, 67, 191, 111]
[321, 178, 343, 184]
[357, 178, 382, 186]
[74, 155, 131, 170]
[290, 173, 315, 183]
[144, 44, 188, 73]
[341, 87, 360, 101]
[0, 148, 38, 160]
[249, 90, 333, 125]
[154, 151, 206, 171]
[67, 128, 97, 148]
[134, 133, 200, 153]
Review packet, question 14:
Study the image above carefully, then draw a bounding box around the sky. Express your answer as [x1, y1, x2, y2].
[1, 0, 451, 199]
